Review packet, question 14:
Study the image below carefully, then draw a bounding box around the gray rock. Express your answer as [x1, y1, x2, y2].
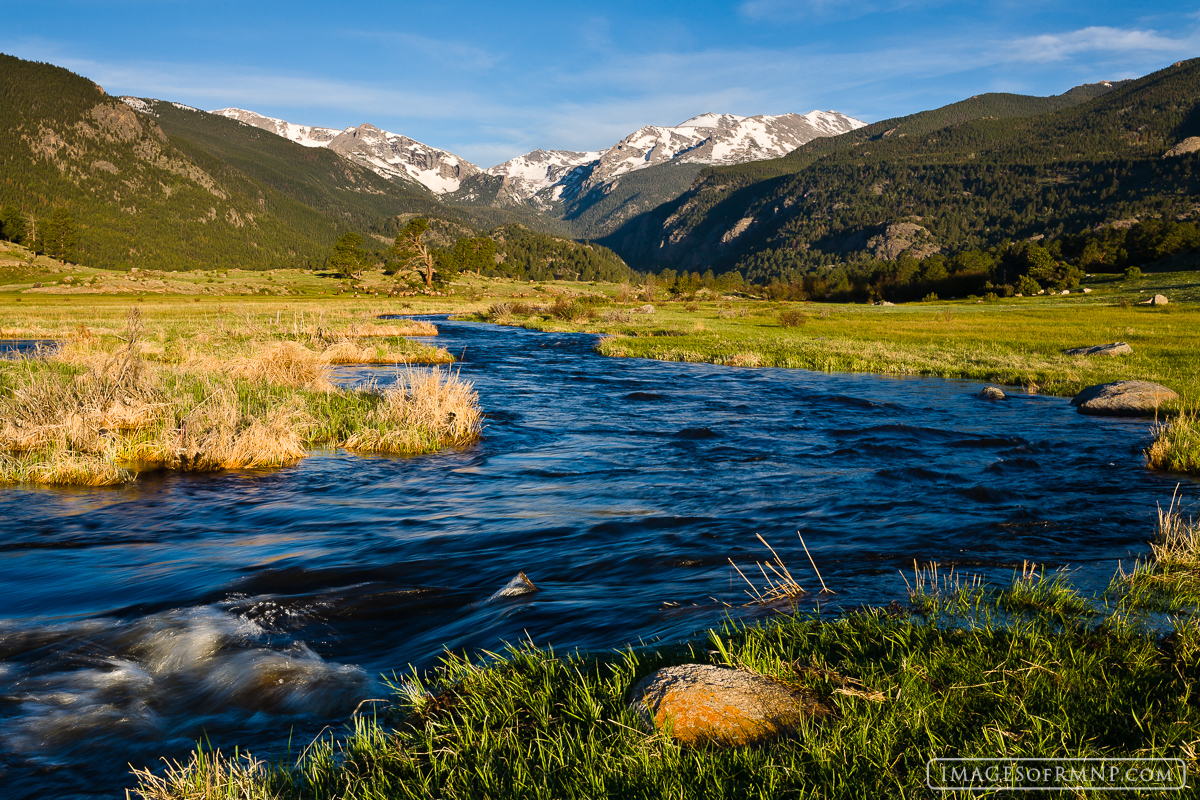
[1071, 381, 1179, 417]
[1062, 342, 1133, 357]
[1140, 294, 1169, 306]
[866, 222, 940, 261]
[629, 664, 830, 747]
[632, 304, 655, 314]
[979, 386, 1006, 400]
[1164, 137, 1200, 158]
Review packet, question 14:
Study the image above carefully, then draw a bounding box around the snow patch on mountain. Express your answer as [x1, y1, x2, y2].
[483, 149, 601, 205]
[210, 108, 479, 193]
[199, 106, 863, 202]
[487, 110, 865, 206]
[120, 97, 153, 115]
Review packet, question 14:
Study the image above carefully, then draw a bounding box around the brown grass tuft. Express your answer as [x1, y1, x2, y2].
[228, 341, 332, 390]
[341, 321, 438, 337]
[343, 367, 482, 454]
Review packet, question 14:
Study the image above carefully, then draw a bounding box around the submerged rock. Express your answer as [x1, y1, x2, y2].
[1062, 342, 1133, 357]
[1071, 381, 1179, 417]
[629, 664, 830, 747]
[488, 571, 538, 600]
[979, 386, 1006, 400]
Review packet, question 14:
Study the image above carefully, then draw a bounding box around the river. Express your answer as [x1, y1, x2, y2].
[0, 318, 1180, 798]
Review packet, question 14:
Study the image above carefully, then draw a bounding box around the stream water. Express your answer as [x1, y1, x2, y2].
[0, 318, 1185, 798]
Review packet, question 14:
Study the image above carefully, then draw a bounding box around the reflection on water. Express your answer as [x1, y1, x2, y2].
[0, 318, 1184, 798]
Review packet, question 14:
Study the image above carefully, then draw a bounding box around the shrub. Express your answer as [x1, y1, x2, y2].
[1016, 274, 1042, 296]
[778, 309, 808, 327]
[1125, 266, 1144, 281]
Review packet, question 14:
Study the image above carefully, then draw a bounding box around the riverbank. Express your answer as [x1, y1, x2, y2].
[459, 272, 1200, 475]
[131, 504, 1200, 799]
[0, 307, 476, 485]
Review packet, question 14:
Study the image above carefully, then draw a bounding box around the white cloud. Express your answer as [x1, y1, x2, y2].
[1008, 26, 1197, 63]
[5, 18, 1198, 167]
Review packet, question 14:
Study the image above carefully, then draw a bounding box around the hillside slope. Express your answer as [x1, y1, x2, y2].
[600, 79, 1154, 275]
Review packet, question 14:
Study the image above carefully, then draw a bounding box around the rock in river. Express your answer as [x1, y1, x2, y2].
[979, 386, 1006, 400]
[1062, 342, 1133, 357]
[488, 571, 538, 600]
[629, 664, 831, 747]
[1071, 381, 1179, 417]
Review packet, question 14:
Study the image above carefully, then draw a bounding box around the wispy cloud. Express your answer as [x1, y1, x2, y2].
[739, 0, 927, 23]
[344, 30, 502, 71]
[1007, 26, 1198, 63]
[4, 17, 1197, 167]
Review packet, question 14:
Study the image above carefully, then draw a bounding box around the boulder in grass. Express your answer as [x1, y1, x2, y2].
[629, 664, 831, 747]
[1071, 381, 1179, 417]
[1139, 294, 1169, 306]
[1062, 342, 1133, 357]
[633, 304, 655, 314]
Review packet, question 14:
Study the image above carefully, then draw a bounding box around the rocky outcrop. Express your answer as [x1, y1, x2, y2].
[1071, 381, 1179, 417]
[629, 664, 830, 747]
[1164, 137, 1200, 158]
[867, 223, 939, 260]
[1062, 342, 1133, 357]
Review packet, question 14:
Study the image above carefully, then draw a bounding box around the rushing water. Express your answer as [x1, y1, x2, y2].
[0, 318, 1186, 798]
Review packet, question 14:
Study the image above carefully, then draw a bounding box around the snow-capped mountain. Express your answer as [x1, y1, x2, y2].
[482, 149, 603, 202]
[211, 108, 481, 194]
[485, 110, 865, 206]
[205, 107, 863, 205]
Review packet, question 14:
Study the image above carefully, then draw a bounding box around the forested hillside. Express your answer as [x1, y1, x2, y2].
[488, 224, 636, 282]
[599, 74, 1186, 277]
[0, 55, 575, 271]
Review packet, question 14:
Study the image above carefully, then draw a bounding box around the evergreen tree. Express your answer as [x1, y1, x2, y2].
[327, 232, 367, 278]
[34, 207, 78, 262]
[0, 206, 27, 244]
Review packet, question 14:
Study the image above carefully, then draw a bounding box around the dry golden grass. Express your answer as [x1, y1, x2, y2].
[129, 749, 275, 800]
[343, 367, 482, 454]
[339, 320, 438, 337]
[1150, 487, 1200, 568]
[228, 340, 333, 390]
[0, 311, 480, 485]
[319, 340, 453, 366]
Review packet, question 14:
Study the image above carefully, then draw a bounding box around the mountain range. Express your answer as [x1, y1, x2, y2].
[4, 50, 1199, 283]
[211, 107, 864, 201]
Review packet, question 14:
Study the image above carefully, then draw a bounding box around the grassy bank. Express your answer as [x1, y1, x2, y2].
[0, 309, 477, 485]
[462, 272, 1200, 475]
[130, 504, 1200, 799]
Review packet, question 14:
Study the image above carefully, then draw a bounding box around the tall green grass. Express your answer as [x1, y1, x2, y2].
[129, 570, 1200, 800]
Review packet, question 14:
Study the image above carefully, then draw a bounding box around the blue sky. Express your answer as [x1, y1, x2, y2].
[4, 1, 1198, 167]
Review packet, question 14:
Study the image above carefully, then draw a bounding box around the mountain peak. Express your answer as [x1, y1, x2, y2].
[677, 112, 746, 128]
